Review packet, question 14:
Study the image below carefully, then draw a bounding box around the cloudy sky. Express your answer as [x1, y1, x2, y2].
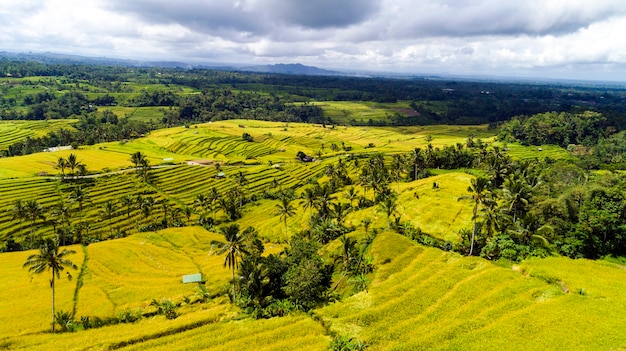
[2, 0, 626, 80]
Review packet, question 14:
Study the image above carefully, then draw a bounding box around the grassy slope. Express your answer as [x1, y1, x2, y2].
[3, 229, 626, 350]
[0, 227, 327, 351]
[0, 119, 77, 151]
[317, 232, 626, 350]
[0, 120, 495, 178]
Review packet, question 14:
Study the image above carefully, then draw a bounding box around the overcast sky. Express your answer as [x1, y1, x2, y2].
[2, 0, 626, 81]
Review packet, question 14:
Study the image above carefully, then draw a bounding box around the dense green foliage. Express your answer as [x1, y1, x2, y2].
[498, 111, 607, 147]
[3, 57, 626, 154]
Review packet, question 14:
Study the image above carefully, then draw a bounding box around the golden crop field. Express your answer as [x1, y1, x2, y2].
[1, 119, 622, 350]
[3, 228, 626, 350]
[0, 119, 495, 178]
[317, 232, 626, 350]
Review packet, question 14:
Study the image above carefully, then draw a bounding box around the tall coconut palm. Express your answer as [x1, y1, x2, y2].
[160, 200, 171, 226]
[300, 187, 317, 222]
[55, 157, 67, 179]
[23, 238, 77, 332]
[235, 171, 248, 190]
[24, 199, 45, 248]
[130, 152, 150, 182]
[339, 234, 358, 273]
[98, 200, 117, 238]
[459, 176, 491, 256]
[139, 196, 155, 224]
[502, 174, 532, 224]
[331, 202, 351, 225]
[10, 199, 26, 235]
[69, 186, 89, 216]
[343, 187, 358, 209]
[139, 158, 150, 182]
[119, 194, 134, 219]
[211, 224, 250, 299]
[194, 194, 210, 217]
[129, 151, 146, 169]
[66, 154, 81, 179]
[391, 154, 405, 190]
[208, 187, 220, 221]
[315, 183, 335, 220]
[182, 206, 193, 225]
[378, 194, 398, 229]
[275, 196, 296, 238]
[49, 201, 72, 243]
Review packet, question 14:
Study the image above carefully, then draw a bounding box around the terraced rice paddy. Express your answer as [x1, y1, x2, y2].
[1, 119, 619, 350]
[3, 228, 625, 350]
[0, 119, 77, 151]
[317, 232, 626, 350]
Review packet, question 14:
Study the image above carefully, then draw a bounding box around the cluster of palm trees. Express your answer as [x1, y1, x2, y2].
[460, 151, 547, 258]
[10, 199, 46, 248]
[55, 154, 87, 179]
[130, 151, 150, 182]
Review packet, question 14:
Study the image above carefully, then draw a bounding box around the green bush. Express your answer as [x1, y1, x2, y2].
[55, 310, 76, 332]
[117, 309, 142, 324]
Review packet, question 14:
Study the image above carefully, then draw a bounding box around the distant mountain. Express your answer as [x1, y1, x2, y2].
[239, 63, 341, 76]
[0, 51, 346, 76]
[0, 51, 194, 68]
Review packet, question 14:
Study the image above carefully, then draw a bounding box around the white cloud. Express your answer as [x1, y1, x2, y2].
[1, 0, 626, 80]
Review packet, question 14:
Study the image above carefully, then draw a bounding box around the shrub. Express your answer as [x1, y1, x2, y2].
[55, 310, 76, 332]
[117, 309, 142, 324]
[150, 299, 179, 320]
[330, 335, 368, 351]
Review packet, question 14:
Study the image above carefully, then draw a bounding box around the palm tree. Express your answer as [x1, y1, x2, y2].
[509, 212, 553, 248]
[331, 202, 351, 225]
[194, 194, 210, 217]
[170, 207, 182, 224]
[23, 238, 78, 332]
[182, 206, 193, 225]
[300, 187, 317, 222]
[55, 157, 67, 179]
[139, 158, 150, 182]
[315, 183, 336, 220]
[69, 186, 89, 216]
[98, 200, 117, 238]
[25, 199, 45, 248]
[235, 171, 248, 190]
[344, 186, 358, 209]
[378, 194, 398, 229]
[76, 164, 88, 177]
[66, 154, 81, 179]
[10, 199, 26, 235]
[391, 154, 405, 190]
[480, 198, 500, 238]
[119, 194, 134, 219]
[211, 224, 250, 299]
[339, 234, 358, 273]
[129, 151, 146, 169]
[208, 187, 220, 220]
[130, 152, 150, 181]
[502, 174, 532, 224]
[275, 197, 296, 238]
[361, 218, 372, 236]
[459, 177, 491, 256]
[139, 196, 156, 224]
[160, 200, 171, 227]
[49, 201, 72, 243]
